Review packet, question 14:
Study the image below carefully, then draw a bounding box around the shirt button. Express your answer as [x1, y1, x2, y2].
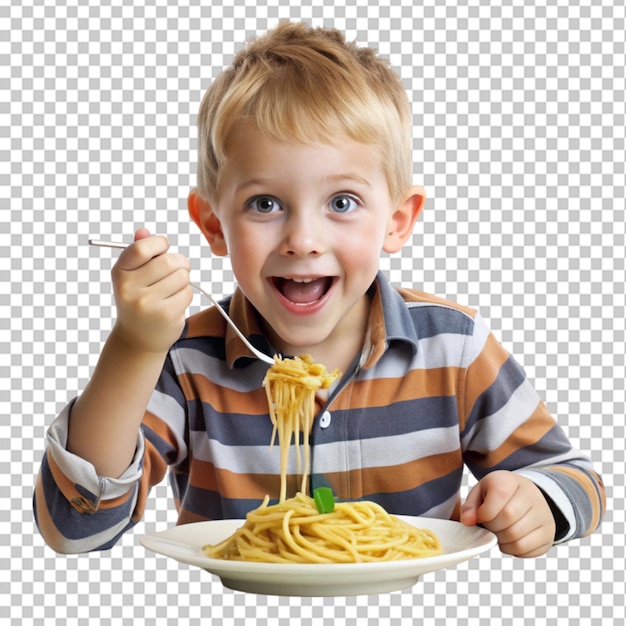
[320, 411, 331, 428]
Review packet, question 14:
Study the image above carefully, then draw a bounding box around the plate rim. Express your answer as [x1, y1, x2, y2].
[140, 515, 497, 595]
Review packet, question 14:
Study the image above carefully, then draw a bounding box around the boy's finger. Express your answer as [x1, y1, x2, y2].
[117, 235, 170, 271]
[142, 253, 192, 289]
[460, 482, 484, 526]
[474, 480, 520, 530]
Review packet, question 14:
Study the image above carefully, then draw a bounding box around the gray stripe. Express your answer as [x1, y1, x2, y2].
[540, 467, 594, 535]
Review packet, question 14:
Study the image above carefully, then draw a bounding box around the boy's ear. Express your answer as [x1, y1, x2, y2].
[187, 189, 228, 256]
[383, 186, 426, 253]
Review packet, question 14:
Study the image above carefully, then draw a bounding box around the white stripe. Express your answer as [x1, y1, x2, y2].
[189, 432, 280, 474]
[146, 389, 187, 461]
[47, 403, 144, 497]
[461, 312, 492, 367]
[171, 345, 267, 392]
[462, 378, 542, 451]
[414, 333, 472, 370]
[191, 426, 461, 475]
[339, 426, 460, 470]
[359, 331, 479, 381]
[520, 450, 596, 473]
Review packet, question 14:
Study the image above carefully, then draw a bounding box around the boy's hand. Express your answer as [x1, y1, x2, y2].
[460, 471, 556, 558]
[110, 228, 193, 354]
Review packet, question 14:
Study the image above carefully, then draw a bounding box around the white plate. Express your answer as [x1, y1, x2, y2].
[140, 516, 497, 596]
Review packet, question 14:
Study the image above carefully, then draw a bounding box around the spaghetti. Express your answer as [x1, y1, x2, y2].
[263, 354, 340, 502]
[202, 492, 442, 563]
[202, 355, 442, 563]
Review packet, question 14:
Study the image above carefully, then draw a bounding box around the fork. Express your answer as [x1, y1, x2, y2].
[88, 239, 275, 365]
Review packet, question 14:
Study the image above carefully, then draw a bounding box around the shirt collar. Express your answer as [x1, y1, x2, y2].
[359, 271, 419, 369]
[224, 271, 419, 369]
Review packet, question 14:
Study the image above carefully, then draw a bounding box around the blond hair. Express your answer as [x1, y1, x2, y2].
[196, 22, 413, 203]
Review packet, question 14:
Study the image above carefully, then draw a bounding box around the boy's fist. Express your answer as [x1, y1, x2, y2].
[111, 229, 193, 354]
[461, 470, 556, 558]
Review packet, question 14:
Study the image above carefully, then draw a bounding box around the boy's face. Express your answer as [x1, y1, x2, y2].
[191, 124, 423, 362]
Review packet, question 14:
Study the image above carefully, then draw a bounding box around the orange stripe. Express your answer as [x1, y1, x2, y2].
[177, 509, 212, 525]
[144, 410, 178, 446]
[46, 451, 134, 513]
[332, 367, 460, 410]
[187, 452, 463, 503]
[179, 372, 268, 414]
[450, 497, 462, 522]
[185, 307, 224, 337]
[396, 287, 477, 317]
[131, 439, 168, 522]
[462, 333, 511, 426]
[46, 451, 83, 503]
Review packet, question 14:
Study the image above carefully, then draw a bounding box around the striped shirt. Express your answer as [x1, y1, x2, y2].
[34, 272, 605, 553]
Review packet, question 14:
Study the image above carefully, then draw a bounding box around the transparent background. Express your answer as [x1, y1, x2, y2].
[2, 0, 624, 624]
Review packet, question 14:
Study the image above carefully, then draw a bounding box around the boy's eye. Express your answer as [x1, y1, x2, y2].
[329, 195, 358, 213]
[247, 196, 282, 213]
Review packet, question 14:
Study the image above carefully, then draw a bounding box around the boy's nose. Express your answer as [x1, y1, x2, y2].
[280, 213, 326, 257]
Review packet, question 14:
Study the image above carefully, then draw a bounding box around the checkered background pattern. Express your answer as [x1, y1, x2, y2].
[2, 0, 624, 624]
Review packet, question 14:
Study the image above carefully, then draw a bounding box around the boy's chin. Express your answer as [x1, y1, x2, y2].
[269, 333, 323, 357]
[261, 321, 330, 357]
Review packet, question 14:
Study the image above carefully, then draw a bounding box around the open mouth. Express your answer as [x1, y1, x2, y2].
[271, 276, 335, 305]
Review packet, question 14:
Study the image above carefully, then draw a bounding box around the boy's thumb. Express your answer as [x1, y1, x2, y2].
[134, 227, 151, 242]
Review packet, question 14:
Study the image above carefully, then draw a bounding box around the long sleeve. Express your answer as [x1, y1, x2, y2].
[459, 313, 606, 542]
[33, 399, 147, 553]
[34, 356, 184, 554]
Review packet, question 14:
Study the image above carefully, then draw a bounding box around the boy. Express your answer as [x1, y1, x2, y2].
[35, 22, 605, 558]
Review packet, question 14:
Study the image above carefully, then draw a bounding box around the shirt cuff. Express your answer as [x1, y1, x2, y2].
[516, 468, 576, 543]
[45, 399, 145, 505]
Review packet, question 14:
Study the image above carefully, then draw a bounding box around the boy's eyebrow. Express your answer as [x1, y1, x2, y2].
[323, 173, 372, 188]
[235, 178, 272, 193]
[236, 174, 373, 192]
